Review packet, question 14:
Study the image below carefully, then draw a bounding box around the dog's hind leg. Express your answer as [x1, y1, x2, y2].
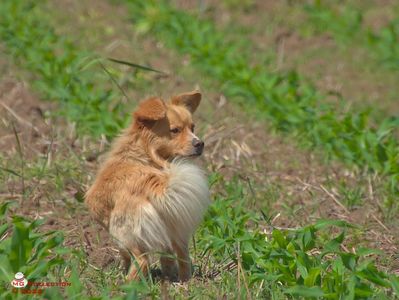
[173, 241, 192, 282]
[119, 248, 131, 273]
[110, 206, 150, 281]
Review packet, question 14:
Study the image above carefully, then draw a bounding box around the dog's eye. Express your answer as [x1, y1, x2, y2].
[170, 128, 180, 134]
[191, 124, 195, 132]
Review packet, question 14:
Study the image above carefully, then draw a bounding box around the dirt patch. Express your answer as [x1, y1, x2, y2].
[0, 80, 53, 156]
[362, 1, 398, 31]
[275, 31, 399, 113]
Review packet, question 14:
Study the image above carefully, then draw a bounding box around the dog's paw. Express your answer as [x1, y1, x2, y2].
[162, 265, 179, 282]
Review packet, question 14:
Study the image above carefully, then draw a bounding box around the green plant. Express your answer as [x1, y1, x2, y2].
[368, 18, 399, 70]
[0, 202, 66, 299]
[303, 2, 362, 42]
[196, 178, 399, 298]
[339, 185, 364, 210]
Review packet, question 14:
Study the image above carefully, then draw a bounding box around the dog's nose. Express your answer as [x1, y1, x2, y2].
[192, 138, 204, 148]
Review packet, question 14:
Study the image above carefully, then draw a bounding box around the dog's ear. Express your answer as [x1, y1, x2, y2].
[134, 97, 166, 128]
[171, 91, 201, 113]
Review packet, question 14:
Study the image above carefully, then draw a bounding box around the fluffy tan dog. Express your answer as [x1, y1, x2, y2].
[85, 91, 210, 282]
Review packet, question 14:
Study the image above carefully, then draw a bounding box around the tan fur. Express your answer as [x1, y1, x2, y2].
[85, 91, 210, 282]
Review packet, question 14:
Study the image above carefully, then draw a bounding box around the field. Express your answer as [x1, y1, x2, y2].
[0, 0, 398, 299]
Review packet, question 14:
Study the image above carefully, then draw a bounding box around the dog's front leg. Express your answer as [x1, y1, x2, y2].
[160, 250, 178, 281]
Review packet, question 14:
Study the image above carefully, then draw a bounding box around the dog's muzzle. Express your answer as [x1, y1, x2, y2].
[192, 138, 204, 156]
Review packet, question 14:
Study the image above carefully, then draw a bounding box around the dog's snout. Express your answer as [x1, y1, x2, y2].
[192, 138, 204, 148]
[192, 138, 204, 156]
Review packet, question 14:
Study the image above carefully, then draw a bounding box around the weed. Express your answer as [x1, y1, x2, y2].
[0, 202, 67, 298]
[338, 184, 364, 210]
[195, 178, 399, 298]
[303, 2, 363, 43]
[368, 18, 399, 70]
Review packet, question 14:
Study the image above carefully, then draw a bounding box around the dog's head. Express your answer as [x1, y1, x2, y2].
[133, 91, 204, 159]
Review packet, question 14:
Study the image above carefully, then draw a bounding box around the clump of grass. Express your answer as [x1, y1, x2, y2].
[0, 200, 90, 299]
[368, 18, 399, 70]
[0, 202, 66, 298]
[303, 2, 363, 43]
[339, 185, 364, 210]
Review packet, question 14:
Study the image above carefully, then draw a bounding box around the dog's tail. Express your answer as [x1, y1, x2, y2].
[154, 160, 211, 246]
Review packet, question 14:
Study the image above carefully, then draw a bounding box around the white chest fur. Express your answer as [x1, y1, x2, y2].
[153, 160, 210, 244]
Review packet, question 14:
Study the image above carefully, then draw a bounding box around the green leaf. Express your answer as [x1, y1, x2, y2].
[390, 274, 399, 296]
[304, 268, 321, 287]
[285, 285, 324, 298]
[356, 247, 384, 256]
[66, 265, 84, 299]
[313, 219, 354, 230]
[357, 266, 390, 287]
[0, 224, 9, 240]
[341, 253, 357, 271]
[9, 219, 31, 272]
[344, 274, 356, 300]
[297, 262, 308, 279]
[323, 231, 345, 253]
[301, 228, 315, 251]
[272, 229, 287, 248]
[0, 167, 21, 178]
[0, 201, 13, 219]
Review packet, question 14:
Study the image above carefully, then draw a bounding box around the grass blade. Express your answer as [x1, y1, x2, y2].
[0, 167, 22, 178]
[108, 57, 165, 74]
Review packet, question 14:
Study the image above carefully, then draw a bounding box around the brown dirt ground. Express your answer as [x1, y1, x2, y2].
[0, 0, 397, 284]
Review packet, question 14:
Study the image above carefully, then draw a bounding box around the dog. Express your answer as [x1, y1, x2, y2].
[85, 91, 210, 282]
